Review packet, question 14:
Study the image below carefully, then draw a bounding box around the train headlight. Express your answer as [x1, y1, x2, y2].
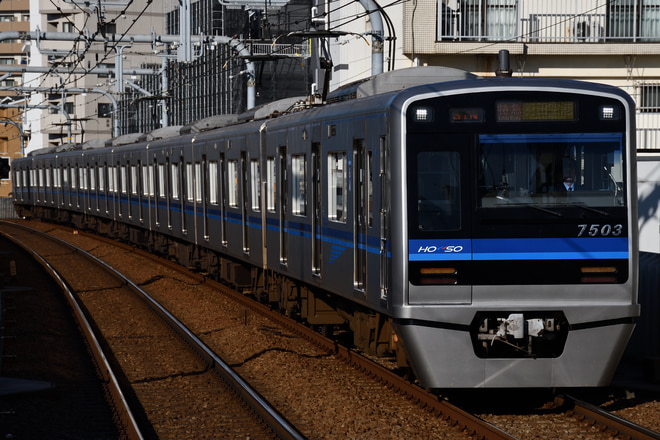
[413, 107, 433, 122]
[599, 105, 620, 120]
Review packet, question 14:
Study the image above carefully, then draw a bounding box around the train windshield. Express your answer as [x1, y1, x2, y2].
[478, 132, 625, 209]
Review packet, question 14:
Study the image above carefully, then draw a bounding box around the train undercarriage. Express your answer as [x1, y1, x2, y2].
[19, 205, 407, 372]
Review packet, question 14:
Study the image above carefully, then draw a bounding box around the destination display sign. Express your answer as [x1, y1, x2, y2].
[496, 101, 576, 122]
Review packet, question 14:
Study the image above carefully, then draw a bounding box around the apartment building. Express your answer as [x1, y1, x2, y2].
[22, 0, 166, 153]
[0, 0, 28, 196]
[327, 0, 660, 150]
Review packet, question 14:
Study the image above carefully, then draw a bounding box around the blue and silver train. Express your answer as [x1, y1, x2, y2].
[12, 67, 640, 388]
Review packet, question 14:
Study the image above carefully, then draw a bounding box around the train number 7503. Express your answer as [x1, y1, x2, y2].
[577, 224, 623, 237]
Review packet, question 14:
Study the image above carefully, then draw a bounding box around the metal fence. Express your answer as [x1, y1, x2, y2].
[438, 0, 660, 43]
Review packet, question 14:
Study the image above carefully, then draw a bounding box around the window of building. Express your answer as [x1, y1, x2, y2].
[98, 103, 112, 118]
[608, 0, 660, 41]
[639, 83, 660, 112]
[438, 0, 517, 41]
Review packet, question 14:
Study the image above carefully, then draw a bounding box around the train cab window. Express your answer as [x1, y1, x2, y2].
[328, 152, 347, 222]
[416, 151, 461, 231]
[478, 133, 626, 210]
[228, 160, 239, 208]
[292, 154, 306, 216]
[209, 161, 218, 204]
[266, 157, 276, 212]
[250, 159, 261, 211]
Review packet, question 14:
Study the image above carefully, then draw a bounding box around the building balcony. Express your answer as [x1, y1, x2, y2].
[407, 0, 660, 55]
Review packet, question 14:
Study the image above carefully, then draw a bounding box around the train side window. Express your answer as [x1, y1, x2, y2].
[292, 154, 306, 216]
[171, 163, 179, 199]
[328, 152, 347, 222]
[109, 166, 115, 193]
[209, 161, 218, 204]
[250, 159, 261, 211]
[120, 166, 127, 194]
[148, 164, 155, 197]
[141, 164, 147, 196]
[266, 157, 276, 212]
[186, 162, 194, 202]
[368, 150, 373, 227]
[194, 162, 202, 203]
[82, 167, 88, 190]
[131, 166, 138, 195]
[98, 164, 104, 192]
[158, 163, 166, 197]
[228, 160, 239, 208]
[90, 165, 96, 191]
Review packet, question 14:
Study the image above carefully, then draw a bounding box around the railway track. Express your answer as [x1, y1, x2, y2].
[3, 219, 660, 440]
[0, 220, 303, 439]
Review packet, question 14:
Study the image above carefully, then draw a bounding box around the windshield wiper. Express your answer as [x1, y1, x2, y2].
[527, 204, 563, 217]
[560, 203, 610, 216]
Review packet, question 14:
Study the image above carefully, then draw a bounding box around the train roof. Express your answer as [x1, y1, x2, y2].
[326, 66, 478, 103]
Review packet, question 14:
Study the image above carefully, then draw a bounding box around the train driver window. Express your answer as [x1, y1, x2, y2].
[416, 151, 461, 231]
[478, 133, 625, 208]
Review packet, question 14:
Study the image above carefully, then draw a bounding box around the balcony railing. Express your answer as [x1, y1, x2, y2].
[438, 0, 660, 43]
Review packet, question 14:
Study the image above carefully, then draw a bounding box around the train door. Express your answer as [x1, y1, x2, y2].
[379, 136, 390, 302]
[312, 143, 322, 276]
[241, 150, 249, 253]
[279, 146, 288, 265]
[179, 159, 187, 233]
[154, 157, 160, 226]
[202, 154, 208, 239]
[220, 152, 227, 245]
[353, 139, 369, 292]
[166, 157, 172, 229]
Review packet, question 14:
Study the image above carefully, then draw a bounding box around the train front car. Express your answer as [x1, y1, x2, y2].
[391, 79, 639, 388]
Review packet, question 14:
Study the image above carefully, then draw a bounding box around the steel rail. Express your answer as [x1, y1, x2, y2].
[4, 222, 307, 440]
[74, 227, 517, 440]
[561, 394, 660, 440]
[0, 222, 144, 440]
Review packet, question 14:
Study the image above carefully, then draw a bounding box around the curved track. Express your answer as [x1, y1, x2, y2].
[0, 220, 304, 440]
